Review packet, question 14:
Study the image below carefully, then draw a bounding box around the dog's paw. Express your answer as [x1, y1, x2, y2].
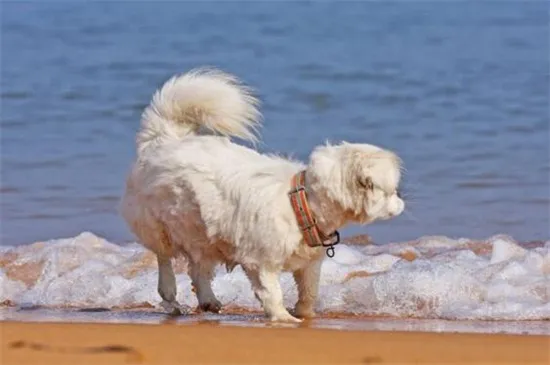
[160, 300, 190, 316]
[199, 299, 222, 313]
[294, 304, 316, 319]
[294, 302, 316, 319]
[269, 312, 303, 323]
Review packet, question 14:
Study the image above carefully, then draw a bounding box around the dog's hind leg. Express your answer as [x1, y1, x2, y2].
[157, 255, 189, 315]
[244, 268, 302, 323]
[189, 259, 222, 313]
[293, 259, 322, 319]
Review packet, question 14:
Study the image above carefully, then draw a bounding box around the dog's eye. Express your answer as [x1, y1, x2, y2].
[358, 177, 373, 190]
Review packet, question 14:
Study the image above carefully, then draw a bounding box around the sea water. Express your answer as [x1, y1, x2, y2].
[1, 2, 549, 245]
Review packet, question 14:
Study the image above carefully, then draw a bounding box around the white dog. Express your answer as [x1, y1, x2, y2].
[121, 68, 405, 322]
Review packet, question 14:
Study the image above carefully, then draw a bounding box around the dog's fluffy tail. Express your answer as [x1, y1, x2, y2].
[137, 68, 261, 152]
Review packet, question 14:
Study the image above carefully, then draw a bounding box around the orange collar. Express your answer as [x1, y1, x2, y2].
[288, 171, 340, 257]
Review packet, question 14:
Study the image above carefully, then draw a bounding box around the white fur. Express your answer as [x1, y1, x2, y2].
[121, 68, 405, 322]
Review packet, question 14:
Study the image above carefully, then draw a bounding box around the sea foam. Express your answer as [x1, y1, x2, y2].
[1, 232, 548, 320]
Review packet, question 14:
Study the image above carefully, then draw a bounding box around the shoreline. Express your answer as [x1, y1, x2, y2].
[2, 320, 549, 364]
[2, 306, 550, 336]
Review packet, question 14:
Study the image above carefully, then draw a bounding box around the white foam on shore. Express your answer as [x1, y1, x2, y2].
[1, 232, 548, 320]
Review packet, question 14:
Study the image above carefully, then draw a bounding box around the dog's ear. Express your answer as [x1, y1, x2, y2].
[358, 176, 373, 190]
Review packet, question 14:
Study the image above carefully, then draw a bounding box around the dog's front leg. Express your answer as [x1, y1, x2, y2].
[293, 258, 322, 319]
[244, 268, 302, 323]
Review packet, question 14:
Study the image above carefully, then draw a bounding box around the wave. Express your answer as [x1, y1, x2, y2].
[1, 232, 548, 321]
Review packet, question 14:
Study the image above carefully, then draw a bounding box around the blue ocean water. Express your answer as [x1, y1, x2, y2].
[1, 2, 548, 246]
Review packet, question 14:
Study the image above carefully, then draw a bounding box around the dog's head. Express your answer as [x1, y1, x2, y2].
[307, 142, 404, 226]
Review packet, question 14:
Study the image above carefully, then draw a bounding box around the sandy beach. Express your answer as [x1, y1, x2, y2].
[2, 319, 548, 365]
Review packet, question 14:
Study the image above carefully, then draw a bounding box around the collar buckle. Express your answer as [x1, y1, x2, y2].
[321, 230, 340, 247]
[321, 231, 340, 258]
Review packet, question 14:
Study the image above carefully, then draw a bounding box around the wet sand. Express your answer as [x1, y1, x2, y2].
[2, 315, 549, 364]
